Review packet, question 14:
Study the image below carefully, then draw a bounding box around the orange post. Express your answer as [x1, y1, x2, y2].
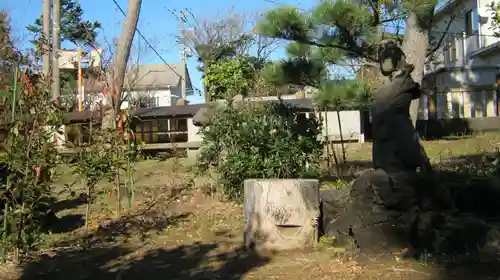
[77, 48, 83, 111]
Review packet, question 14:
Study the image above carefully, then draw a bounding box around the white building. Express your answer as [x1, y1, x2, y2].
[423, 0, 500, 119]
[84, 63, 194, 109]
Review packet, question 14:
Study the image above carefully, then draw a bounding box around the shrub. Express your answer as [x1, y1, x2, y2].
[198, 102, 323, 199]
[71, 128, 129, 232]
[0, 70, 63, 261]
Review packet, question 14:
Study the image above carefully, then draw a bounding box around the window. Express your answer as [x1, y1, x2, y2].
[465, 10, 472, 36]
[444, 45, 450, 63]
[443, 37, 456, 63]
[169, 119, 187, 131]
[465, 9, 479, 36]
[450, 39, 457, 61]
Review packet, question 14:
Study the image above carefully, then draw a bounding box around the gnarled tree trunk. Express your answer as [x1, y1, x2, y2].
[401, 11, 434, 127]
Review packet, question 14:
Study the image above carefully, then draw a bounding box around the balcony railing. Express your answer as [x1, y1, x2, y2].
[425, 33, 500, 74]
[466, 33, 500, 56]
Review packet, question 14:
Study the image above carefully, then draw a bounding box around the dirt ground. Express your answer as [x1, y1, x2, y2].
[2, 135, 500, 280]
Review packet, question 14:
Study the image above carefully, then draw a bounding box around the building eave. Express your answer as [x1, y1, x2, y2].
[129, 85, 175, 92]
[434, 0, 462, 21]
[468, 42, 500, 58]
[424, 65, 500, 77]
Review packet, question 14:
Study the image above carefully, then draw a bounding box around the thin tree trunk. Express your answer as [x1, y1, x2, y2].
[84, 182, 90, 234]
[401, 11, 434, 127]
[52, 0, 61, 105]
[203, 64, 210, 102]
[115, 173, 121, 214]
[336, 109, 346, 163]
[103, 0, 142, 129]
[322, 110, 330, 171]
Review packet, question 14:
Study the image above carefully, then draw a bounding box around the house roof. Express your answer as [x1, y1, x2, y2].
[192, 99, 314, 126]
[84, 63, 193, 94]
[125, 64, 191, 90]
[63, 99, 315, 123]
[65, 103, 205, 123]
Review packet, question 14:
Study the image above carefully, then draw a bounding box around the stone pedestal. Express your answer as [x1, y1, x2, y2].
[321, 169, 419, 255]
[244, 179, 320, 252]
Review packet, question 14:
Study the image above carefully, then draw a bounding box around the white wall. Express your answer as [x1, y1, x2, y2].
[187, 118, 202, 142]
[130, 88, 181, 107]
[423, 0, 500, 121]
[86, 86, 181, 109]
[152, 89, 174, 107]
[314, 110, 363, 142]
[429, 0, 500, 74]
[477, 0, 500, 47]
[186, 111, 364, 144]
[431, 66, 499, 89]
[429, 0, 479, 71]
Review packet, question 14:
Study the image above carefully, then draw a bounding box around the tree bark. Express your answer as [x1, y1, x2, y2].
[401, 11, 433, 127]
[103, 0, 142, 128]
[42, 0, 51, 78]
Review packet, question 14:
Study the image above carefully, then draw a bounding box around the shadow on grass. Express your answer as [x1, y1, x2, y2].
[51, 204, 193, 248]
[91, 211, 193, 244]
[19, 241, 269, 280]
[49, 214, 85, 234]
[36, 196, 87, 234]
[415, 117, 473, 141]
[320, 152, 500, 279]
[20, 210, 269, 280]
[50, 196, 86, 213]
[422, 154, 500, 280]
[341, 153, 500, 280]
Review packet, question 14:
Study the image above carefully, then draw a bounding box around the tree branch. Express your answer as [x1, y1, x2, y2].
[380, 13, 407, 23]
[427, 15, 456, 57]
[334, 61, 378, 67]
[276, 36, 378, 62]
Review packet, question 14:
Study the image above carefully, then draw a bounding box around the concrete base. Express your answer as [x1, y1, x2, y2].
[187, 148, 199, 160]
[243, 179, 320, 252]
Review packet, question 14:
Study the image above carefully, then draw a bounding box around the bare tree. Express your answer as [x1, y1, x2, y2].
[82, 30, 160, 115]
[122, 64, 156, 108]
[120, 34, 151, 108]
[173, 8, 279, 101]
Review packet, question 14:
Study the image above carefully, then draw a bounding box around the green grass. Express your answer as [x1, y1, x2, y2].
[346, 133, 500, 163]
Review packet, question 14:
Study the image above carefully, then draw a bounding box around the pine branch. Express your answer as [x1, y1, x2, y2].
[276, 36, 378, 62]
[380, 13, 407, 24]
[334, 60, 378, 68]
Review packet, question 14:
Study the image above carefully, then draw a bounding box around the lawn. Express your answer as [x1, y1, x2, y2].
[2, 135, 500, 280]
[347, 133, 500, 163]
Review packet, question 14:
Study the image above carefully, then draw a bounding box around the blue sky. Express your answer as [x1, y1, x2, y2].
[1, 0, 372, 104]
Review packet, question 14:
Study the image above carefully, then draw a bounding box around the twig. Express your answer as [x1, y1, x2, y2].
[390, 266, 431, 276]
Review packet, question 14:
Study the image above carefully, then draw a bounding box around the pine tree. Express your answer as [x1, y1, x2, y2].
[26, 0, 101, 110]
[26, 0, 101, 47]
[257, 0, 439, 124]
[0, 11, 22, 91]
